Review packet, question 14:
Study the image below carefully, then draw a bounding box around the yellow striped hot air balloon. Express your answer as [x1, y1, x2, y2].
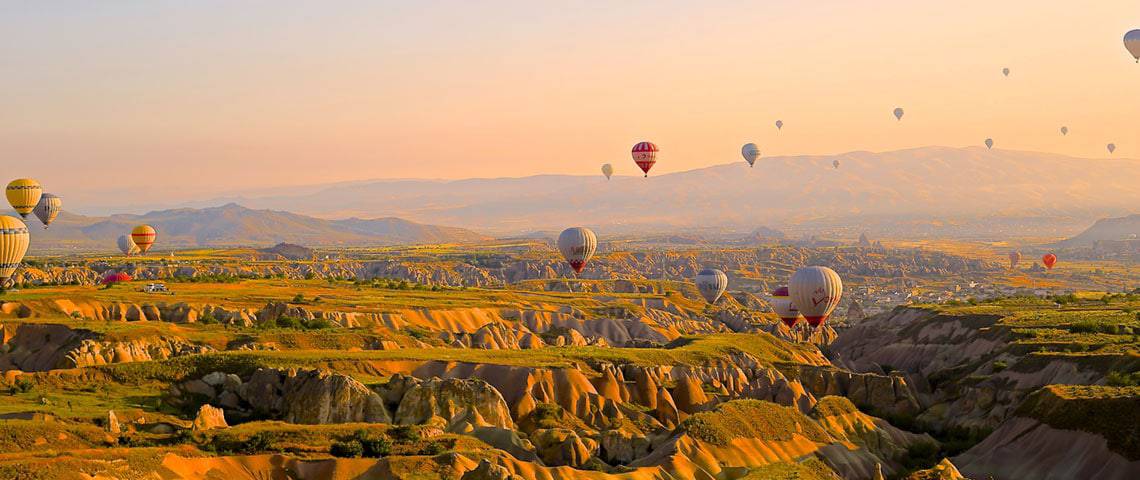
[0, 216, 30, 287]
[6, 179, 43, 219]
[131, 225, 157, 254]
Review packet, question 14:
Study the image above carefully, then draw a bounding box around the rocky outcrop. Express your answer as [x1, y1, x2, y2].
[786, 365, 922, 417]
[0, 323, 213, 372]
[394, 377, 514, 432]
[460, 459, 524, 480]
[192, 405, 228, 431]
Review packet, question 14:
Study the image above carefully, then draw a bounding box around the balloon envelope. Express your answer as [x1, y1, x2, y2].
[631, 142, 658, 177]
[1002, 67, 1010, 76]
[985, 138, 994, 149]
[695, 268, 728, 304]
[557, 227, 597, 273]
[131, 225, 157, 254]
[1042, 253, 1057, 270]
[741, 143, 760, 167]
[100, 271, 133, 285]
[832, 160, 840, 169]
[1009, 250, 1022, 269]
[771, 286, 803, 328]
[789, 266, 843, 328]
[5, 179, 42, 219]
[118, 235, 140, 256]
[32, 193, 62, 229]
[893, 108, 904, 120]
[1060, 126, 1068, 136]
[1125, 29, 1140, 61]
[601, 163, 613, 180]
[0, 216, 30, 286]
[1107, 143, 1116, 154]
[775, 120, 783, 130]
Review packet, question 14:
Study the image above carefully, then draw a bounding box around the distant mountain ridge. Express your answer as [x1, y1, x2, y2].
[1056, 214, 1140, 247]
[26, 203, 488, 253]
[174, 146, 1140, 235]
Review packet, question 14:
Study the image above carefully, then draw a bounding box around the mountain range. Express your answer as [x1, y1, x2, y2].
[1056, 214, 1140, 247]
[165, 146, 1140, 235]
[25, 204, 487, 253]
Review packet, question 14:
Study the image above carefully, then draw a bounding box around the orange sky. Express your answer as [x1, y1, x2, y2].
[2, 1, 1138, 209]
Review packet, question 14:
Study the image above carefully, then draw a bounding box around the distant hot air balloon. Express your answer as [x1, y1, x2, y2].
[789, 266, 843, 328]
[131, 225, 157, 254]
[1042, 253, 1057, 270]
[6, 179, 42, 219]
[32, 193, 62, 229]
[893, 108, 904, 121]
[985, 138, 994, 149]
[1107, 143, 1116, 154]
[695, 268, 728, 304]
[775, 120, 783, 130]
[557, 227, 597, 273]
[741, 143, 761, 167]
[1009, 250, 1022, 269]
[1002, 67, 1010, 77]
[770, 286, 803, 328]
[601, 163, 613, 180]
[118, 235, 139, 256]
[631, 141, 658, 177]
[832, 159, 840, 169]
[1060, 126, 1068, 136]
[1125, 29, 1140, 62]
[0, 216, 30, 288]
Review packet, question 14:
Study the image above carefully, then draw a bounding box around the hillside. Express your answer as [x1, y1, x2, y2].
[1056, 214, 1140, 247]
[23, 203, 488, 252]
[187, 146, 1140, 234]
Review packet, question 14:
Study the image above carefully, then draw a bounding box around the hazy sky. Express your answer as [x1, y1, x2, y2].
[3, 1, 1138, 209]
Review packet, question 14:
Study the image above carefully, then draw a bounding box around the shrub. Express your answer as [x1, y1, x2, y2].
[992, 360, 1008, 372]
[275, 316, 303, 330]
[291, 293, 305, 303]
[386, 425, 421, 443]
[330, 440, 364, 458]
[420, 441, 446, 456]
[240, 431, 275, 454]
[356, 431, 391, 457]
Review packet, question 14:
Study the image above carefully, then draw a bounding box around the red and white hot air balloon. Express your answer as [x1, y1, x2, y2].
[789, 266, 843, 328]
[631, 141, 658, 177]
[1042, 253, 1057, 271]
[770, 286, 803, 328]
[557, 227, 597, 273]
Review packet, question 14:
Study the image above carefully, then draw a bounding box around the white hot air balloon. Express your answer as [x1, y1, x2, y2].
[117, 235, 140, 256]
[985, 138, 994, 149]
[770, 286, 803, 328]
[557, 227, 597, 273]
[601, 163, 613, 180]
[1060, 126, 1068, 136]
[33, 193, 62, 229]
[1107, 143, 1116, 154]
[775, 120, 783, 130]
[893, 107, 904, 121]
[695, 268, 728, 304]
[1125, 29, 1140, 62]
[789, 266, 843, 328]
[741, 143, 760, 167]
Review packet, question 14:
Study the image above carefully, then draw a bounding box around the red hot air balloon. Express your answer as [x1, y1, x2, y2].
[631, 141, 658, 177]
[1042, 253, 1057, 270]
[100, 271, 133, 285]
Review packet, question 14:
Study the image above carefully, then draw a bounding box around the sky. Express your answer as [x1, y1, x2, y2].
[2, 1, 1139, 212]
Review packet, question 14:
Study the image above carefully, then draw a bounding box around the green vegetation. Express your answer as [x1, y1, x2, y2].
[1016, 385, 1140, 460]
[680, 400, 830, 446]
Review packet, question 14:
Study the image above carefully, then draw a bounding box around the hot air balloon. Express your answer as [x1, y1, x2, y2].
[741, 143, 760, 167]
[893, 108, 904, 121]
[770, 286, 803, 328]
[1042, 253, 1057, 270]
[0, 216, 30, 288]
[100, 271, 132, 285]
[6, 179, 43, 219]
[631, 142, 658, 177]
[117, 235, 139, 256]
[789, 266, 843, 328]
[832, 159, 840, 169]
[695, 268, 728, 304]
[1060, 126, 1068, 136]
[985, 138, 994, 149]
[131, 225, 156, 254]
[1107, 143, 1116, 154]
[32, 193, 62, 229]
[1002, 67, 1010, 77]
[775, 120, 783, 130]
[601, 164, 613, 180]
[1009, 250, 1022, 269]
[557, 227, 597, 273]
[1125, 29, 1140, 62]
